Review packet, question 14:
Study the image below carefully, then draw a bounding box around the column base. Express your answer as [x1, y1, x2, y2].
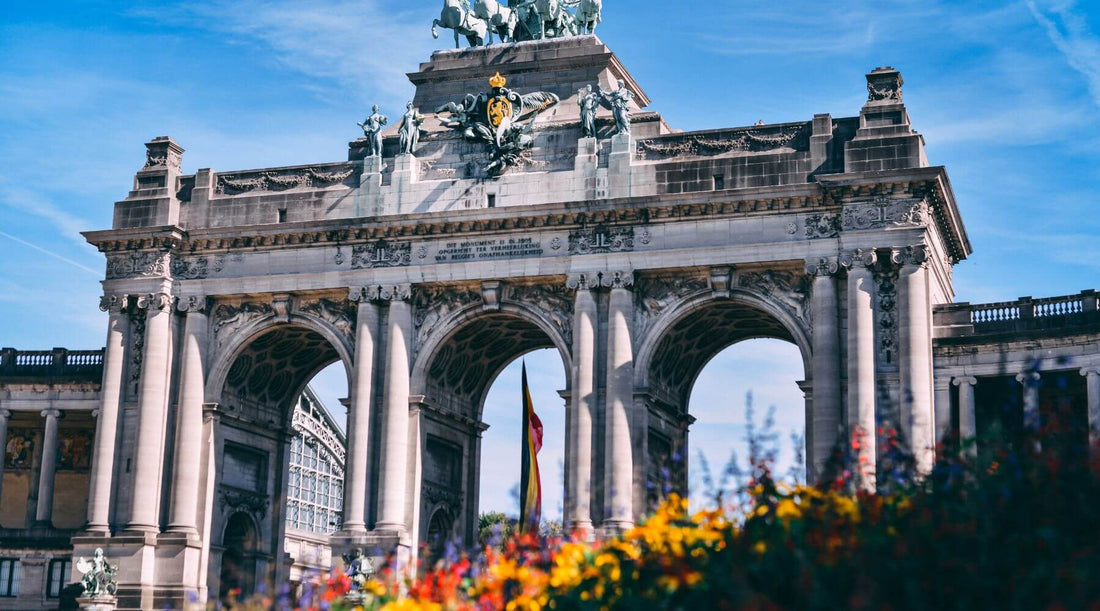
[597, 520, 633, 540]
[564, 520, 595, 541]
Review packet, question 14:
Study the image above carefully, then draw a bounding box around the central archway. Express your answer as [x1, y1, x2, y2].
[411, 300, 572, 552]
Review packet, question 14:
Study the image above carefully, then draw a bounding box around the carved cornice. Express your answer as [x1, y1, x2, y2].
[135, 292, 174, 312]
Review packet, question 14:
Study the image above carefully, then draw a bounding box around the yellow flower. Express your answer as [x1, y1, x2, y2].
[776, 499, 801, 521]
[753, 541, 767, 555]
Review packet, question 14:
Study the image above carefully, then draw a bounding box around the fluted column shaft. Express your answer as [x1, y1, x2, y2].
[87, 296, 129, 532]
[36, 408, 61, 523]
[603, 274, 634, 530]
[344, 291, 380, 533]
[377, 290, 413, 532]
[954, 376, 977, 456]
[895, 246, 934, 473]
[844, 250, 877, 492]
[806, 259, 840, 480]
[168, 298, 208, 534]
[0, 410, 9, 503]
[128, 292, 173, 532]
[566, 277, 596, 535]
[933, 377, 952, 450]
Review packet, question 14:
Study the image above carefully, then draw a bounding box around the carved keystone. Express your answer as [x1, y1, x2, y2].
[481, 281, 502, 312]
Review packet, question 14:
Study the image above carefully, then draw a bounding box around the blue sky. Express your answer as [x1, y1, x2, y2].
[2, 1, 1098, 517]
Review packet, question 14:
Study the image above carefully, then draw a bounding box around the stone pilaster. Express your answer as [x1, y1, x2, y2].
[841, 249, 877, 492]
[805, 257, 841, 481]
[88, 295, 130, 532]
[893, 245, 934, 473]
[343, 287, 382, 534]
[602, 270, 634, 531]
[0, 409, 8, 504]
[933, 376, 952, 450]
[36, 408, 61, 524]
[1082, 367, 1100, 455]
[128, 291, 174, 532]
[376, 284, 414, 533]
[953, 376, 977, 456]
[1017, 371, 1042, 439]
[565, 273, 597, 536]
[167, 296, 209, 535]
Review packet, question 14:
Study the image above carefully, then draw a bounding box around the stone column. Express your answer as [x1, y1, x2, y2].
[953, 376, 977, 456]
[565, 273, 597, 535]
[167, 297, 209, 534]
[376, 285, 413, 533]
[1081, 367, 1099, 450]
[344, 287, 381, 534]
[1017, 371, 1042, 435]
[128, 291, 173, 532]
[894, 246, 934, 473]
[933, 377, 952, 450]
[806, 257, 841, 480]
[842, 249, 877, 492]
[87, 295, 129, 532]
[0, 409, 8, 503]
[36, 408, 61, 524]
[603, 271, 634, 531]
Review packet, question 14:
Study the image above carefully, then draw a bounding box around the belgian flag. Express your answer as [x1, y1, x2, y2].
[519, 361, 543, 534]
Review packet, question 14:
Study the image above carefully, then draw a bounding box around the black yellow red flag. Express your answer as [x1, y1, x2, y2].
[519, 361, 543, 534]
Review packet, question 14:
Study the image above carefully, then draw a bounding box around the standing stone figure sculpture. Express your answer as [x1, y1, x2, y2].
[602, 79, 634, 136]
[398, 102, 426, 155]
[432, 0, 489, 48]
[577, 84, 600, 138]
[76, 548, 118, 598]
[357, 105, 388, 158]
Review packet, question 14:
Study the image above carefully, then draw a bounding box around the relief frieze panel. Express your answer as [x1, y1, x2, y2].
[507, 283, 573, 346]
[215, 165, 356, 196]
[568, 225, 634, 255]
[736, 269, 812, 330]
[842, 196, 927, 231]
[297, 298, 356, 341]
[106, 251, 170, 280]
[350, 240, 411, 269]
[635, 275, 710, 341]
[414, 286, 483, 352]
[213, 301, 274, 347]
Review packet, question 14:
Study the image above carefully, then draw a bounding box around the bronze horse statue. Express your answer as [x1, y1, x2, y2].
[473, 0, 518, 43]
[573, 0, 601, 34]
[432, 0, 489, 48]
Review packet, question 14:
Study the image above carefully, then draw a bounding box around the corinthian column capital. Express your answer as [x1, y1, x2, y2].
[566, 272, 596, 291]
[349, 284, 412, 303]
[136, 292, 174, 312]
[840, 248, 877, 270]
[600, 270, 634, 289]
[99, 294, 131, 313]
[805, 257, 840, 277]
[890, 244, 930, 268]
[176, 295, 209, 314]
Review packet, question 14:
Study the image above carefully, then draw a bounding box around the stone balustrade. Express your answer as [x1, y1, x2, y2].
[933, 290, 1099, 339]
[0, 347, 105, 382]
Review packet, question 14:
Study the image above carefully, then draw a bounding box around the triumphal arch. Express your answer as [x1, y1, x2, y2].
[65, 35, 970, 606]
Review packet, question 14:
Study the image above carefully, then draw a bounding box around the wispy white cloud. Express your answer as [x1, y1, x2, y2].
[0, 184, 99, 250]
[139, 0, 434, 109]
[1026, 0, 1100, 107]
[0, 230, 99, 275]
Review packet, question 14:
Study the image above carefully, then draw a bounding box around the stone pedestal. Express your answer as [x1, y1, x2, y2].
[390, 154, 418, 214]
[607, 132, 634, 199]
[77, 595, 118, 611]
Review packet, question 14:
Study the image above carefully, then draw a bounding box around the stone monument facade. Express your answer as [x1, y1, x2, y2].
[0, 37, 1097, 609]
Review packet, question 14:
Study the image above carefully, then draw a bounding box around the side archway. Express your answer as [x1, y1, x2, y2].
[634, 287, 812, 509]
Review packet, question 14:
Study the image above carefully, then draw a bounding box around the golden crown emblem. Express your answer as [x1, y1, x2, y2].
[488, 72, 507, 88]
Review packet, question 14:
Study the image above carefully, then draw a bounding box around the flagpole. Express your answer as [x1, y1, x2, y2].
[520, 360, 531, 531]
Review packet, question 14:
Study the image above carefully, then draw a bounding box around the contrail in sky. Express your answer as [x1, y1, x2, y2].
[0, 229, 100, 275]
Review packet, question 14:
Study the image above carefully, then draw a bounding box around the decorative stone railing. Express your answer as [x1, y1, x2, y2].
[0, 348, 105, 382]
[934, 290, 1099, 339]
